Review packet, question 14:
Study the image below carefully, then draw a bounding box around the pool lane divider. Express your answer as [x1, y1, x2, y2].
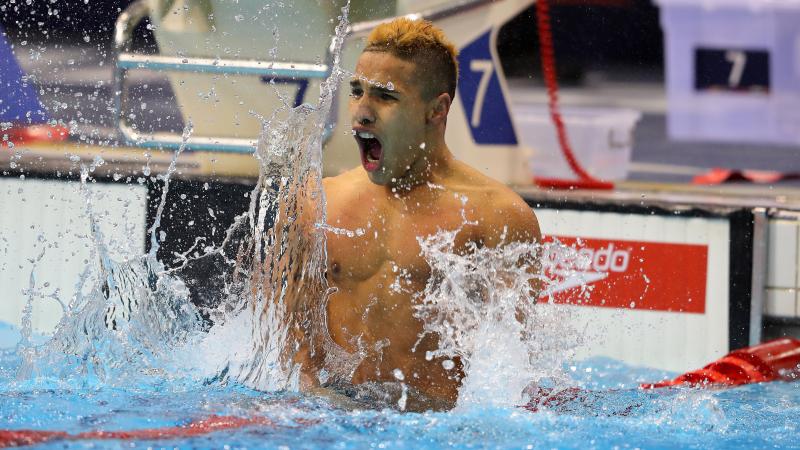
[527, 337, 800, 412]
[0, 415, 276, 448]
[641, 337, 800, 389]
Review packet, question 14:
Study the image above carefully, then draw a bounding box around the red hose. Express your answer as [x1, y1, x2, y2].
[535, 0, 613, 189]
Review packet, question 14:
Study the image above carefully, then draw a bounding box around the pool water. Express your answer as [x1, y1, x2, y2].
[3, 344, 799, 450]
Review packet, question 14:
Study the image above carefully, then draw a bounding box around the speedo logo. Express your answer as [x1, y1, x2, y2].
[541, 241, 632, 295]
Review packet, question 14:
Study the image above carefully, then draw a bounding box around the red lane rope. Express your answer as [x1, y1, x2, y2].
[534, 0, 613, 189]
[0, 415, 274, 448]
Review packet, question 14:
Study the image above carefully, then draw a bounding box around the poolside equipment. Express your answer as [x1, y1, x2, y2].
[642, 337, 800, 388]
[529, 0, 615, 190]
[692, 168, 800, 185]
[0, 25, 68, 147]
[514, 105, 640, 188]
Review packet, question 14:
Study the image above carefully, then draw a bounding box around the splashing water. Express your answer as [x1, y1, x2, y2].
[190, 4, 353, 392]
[413, 216, 582, 408]
[15, 3, 353, 395]
[16, 123, 205, 386]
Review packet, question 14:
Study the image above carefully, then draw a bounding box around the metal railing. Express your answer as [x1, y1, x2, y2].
[112, 0, 496, 153]
[112, 0, 332, 153]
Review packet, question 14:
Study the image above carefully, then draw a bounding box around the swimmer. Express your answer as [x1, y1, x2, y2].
[287, 18, 541, 411]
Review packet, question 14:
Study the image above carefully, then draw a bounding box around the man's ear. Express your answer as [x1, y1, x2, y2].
[427, 93, 452, 125]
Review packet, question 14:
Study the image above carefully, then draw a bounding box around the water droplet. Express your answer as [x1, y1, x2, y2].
[392, 368, 405, 381]
[442, 359, 455, 370]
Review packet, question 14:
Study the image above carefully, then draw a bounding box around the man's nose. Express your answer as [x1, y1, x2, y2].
[351, 98, 375, 126]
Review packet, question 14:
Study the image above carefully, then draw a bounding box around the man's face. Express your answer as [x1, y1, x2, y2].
[350, 51, 430, 186]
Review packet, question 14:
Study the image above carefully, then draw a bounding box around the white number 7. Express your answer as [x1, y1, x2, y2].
[725, 50, 747, 88]
[469, 60, 494, 128]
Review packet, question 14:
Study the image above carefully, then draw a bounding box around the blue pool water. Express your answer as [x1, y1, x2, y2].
[2, 342, 799, 450]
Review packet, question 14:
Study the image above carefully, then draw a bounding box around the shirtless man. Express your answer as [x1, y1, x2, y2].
[309, 18, 541, 410]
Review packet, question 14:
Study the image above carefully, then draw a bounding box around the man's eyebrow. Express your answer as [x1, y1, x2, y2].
[372, 85, 400, 95]
[349, 78, 400, 94]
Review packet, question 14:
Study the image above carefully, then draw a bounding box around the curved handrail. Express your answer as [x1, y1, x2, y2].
[114, 0, 151, 52]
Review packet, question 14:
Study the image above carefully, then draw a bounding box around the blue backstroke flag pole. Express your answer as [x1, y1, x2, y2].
[0, 24, 49, 125]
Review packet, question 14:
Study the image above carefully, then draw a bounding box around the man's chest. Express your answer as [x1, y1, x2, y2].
[324, 200, 476, 286]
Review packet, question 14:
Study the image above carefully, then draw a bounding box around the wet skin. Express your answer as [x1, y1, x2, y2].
[306, 51, 541, 408]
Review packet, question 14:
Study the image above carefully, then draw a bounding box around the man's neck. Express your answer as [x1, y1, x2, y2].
[384, 141, 453, 197]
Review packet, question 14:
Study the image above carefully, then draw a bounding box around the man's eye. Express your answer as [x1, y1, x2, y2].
[350, 88, 363, 98]
[380, 93, 395, 101]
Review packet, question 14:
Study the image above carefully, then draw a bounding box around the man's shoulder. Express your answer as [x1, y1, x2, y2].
[449, 163, 540, 244]
[323, 167, 369, 195]
[451, 162, 529, 209]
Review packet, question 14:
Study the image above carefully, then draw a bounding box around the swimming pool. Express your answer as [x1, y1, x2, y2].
[2, 342, 799, 449]
[2, 3, 800, 448]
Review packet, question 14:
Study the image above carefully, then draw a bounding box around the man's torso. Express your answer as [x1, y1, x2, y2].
[319, 163, 518, 403]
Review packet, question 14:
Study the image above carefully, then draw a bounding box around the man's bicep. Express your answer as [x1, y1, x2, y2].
[500, 200, 543, 298]
[485, 199, 541, 247]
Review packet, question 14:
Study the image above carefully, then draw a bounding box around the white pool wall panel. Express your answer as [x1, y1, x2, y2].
[765, 216, 800, 318]
[0, 178, 147, 335]
[535, 208, 730, 372]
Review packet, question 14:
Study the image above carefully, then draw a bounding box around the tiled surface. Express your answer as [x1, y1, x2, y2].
[764, 217, 800, 318]
[765, 289, 798, 317]
[767, 219, 799, 289]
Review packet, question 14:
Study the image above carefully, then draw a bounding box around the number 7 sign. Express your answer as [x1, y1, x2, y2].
[457, 29, 518, 145]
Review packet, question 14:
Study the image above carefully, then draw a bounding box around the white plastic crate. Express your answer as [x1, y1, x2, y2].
[512, 105, 642, 181]
[655, 0, 800, 145]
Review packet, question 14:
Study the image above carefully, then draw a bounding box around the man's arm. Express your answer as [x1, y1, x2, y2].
[480, 192, 543, 300]
[240, 174, 329, 387]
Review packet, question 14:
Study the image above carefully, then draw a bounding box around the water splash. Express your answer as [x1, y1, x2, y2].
[413, 220, 583, 408]
[14, 2, 353, 391]
[15, 123, 204, 386]
[187, 2, 353, 392]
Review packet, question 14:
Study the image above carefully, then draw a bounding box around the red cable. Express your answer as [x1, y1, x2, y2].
[535, 0, 612, 188]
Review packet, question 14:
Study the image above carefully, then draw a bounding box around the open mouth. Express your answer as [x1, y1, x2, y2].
[355, 131, 383, 172]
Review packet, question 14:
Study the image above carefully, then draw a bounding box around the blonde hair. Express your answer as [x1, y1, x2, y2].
[365, 18, 459, 100]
